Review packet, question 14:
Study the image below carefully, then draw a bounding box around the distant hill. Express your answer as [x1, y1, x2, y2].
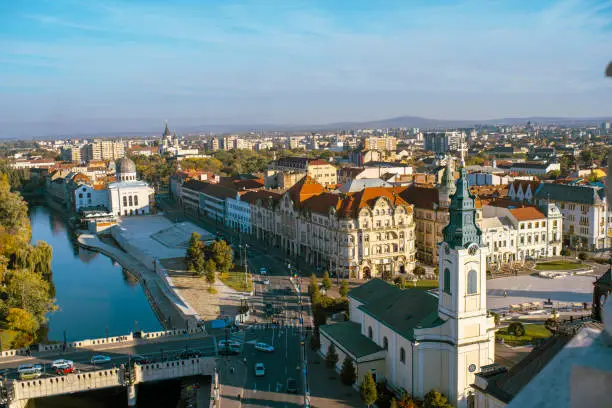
[2, 115, 611, 139]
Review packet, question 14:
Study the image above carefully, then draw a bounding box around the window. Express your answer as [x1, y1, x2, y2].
[364, 235, 369, 242]
[467, 270, 478, 294]
[443, 268, 451, 294]
[520, 223, 525, 230]
[134, 195, 138, 206]
[383, 337, 388, 350]
[368, 327, 373, 339]
[129, 196, 133, 206]
[79, 193, 83, 198]
[123, 196, 127, 206]
[87, 193, 91, 198]
[400, 348, 406, 363]
[535, 222, 539, 228]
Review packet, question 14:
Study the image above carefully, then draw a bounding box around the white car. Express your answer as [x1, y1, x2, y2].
[51, 359, 73, 369]
[17, 364, 42, 380]
[218, 340, 241, 349]
[263, 278, 270, 285]
[259, 267, 267, 275]
[90, 355, 112, 365]
[254, 362, 265, 377]
[254, 342, 275, 352]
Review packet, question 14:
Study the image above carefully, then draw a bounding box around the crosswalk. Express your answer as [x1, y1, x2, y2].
[246, 322, 313, 330]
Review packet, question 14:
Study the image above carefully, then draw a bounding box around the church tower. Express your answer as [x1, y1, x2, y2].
[439, 157, 456, 208]
[437, 166, 496, 407]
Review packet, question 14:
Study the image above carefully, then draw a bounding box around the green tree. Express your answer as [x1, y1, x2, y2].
[6, 308, 38, 334]
[325, 343, 339, 368]
[322, 271, 332, 291]
[578, 252, 588, 261]
[360, 372, 377, 407]
[339, 280, 349, 297]
[546, 170, 561, 179]
[204, 259, 216, 284]
[508, 322, 525, 337]
[340, 356, 356, 385]
[6, 269, 53, 325]
[309, 274, 320, 300]
[414, 265, 426, 277]
[207, 240, 233, 272]
[185, 232, 205, 274]
[423, 390, 453, 408]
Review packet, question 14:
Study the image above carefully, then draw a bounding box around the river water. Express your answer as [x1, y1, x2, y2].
[27, 206, 188, 407]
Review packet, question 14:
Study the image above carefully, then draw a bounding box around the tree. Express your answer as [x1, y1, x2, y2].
[560, 248, 571, 256]
[397, 393, 418, 408]
[339, 280, 349, 297]
[340, 356, 356, 385]
[325, 343, 339, 368]
[207, 240, 233, 272]
[414, 265, 426, 277]
[6, 308, 38, 334]
[423, 390, 453, 408]
[546, 170, 561, 179]
[578, 252, 588, 261]
[309, 274, 320, 300]
[185, 232, 205, 274]
[204, 259, 216, 284]
[6, 269, 53, 325]
[390, 399, 398, 408]
[322, 271, 332, 291]
[360, 372, 377, 407]
[382, 270, 392, 281]
[508, 322, 525, 337]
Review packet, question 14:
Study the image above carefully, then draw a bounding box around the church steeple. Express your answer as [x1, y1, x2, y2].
[439, 157, 456, 206]
[442, 167, 481, 248]
[163, 121, 172, 137]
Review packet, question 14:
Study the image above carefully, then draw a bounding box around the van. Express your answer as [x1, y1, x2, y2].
[18, 364, 42, 380]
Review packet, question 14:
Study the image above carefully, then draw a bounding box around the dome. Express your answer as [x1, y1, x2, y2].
[116, 157, 136, 174]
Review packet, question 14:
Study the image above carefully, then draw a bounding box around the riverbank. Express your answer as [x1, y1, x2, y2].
[76, 233, 192, 330]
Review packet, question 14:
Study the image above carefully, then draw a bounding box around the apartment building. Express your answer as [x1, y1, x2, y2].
[363, 136, 397, 151]
[424, 131, 463, 154]
[84, 140, 125, 161]
[534, 183, 609, 251]
[264, 157, 337, 188]
[248, 176, 417, 279]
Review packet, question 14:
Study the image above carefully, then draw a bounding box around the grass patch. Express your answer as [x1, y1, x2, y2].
[496, 323, 552, 346]
[0, 329, 20, 350]
[399, 279, 438, 290]
[219, 268, 253, 293]
[535, 260, 582, 271]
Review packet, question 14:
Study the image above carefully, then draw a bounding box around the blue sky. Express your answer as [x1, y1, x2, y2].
[1, 0, 612, 137]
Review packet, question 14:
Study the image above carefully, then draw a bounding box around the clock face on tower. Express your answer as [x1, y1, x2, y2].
[467, 243, 479, 256]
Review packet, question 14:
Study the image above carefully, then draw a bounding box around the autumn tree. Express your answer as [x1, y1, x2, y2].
[360, 372, 377, 407]
[185, 232, 205, 274]
[204, 259, 216, 285]
[423, 390, 453, 408]
[207, 240, 233, 272]
[339, 280, 349, 297]
[6, 308, 38, 334]
[6, 269, 54, 325]
[309, 274, 320, 300]
[322, 271, 332, 291]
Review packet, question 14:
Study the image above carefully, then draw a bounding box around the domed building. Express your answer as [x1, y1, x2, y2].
[116, 157, 137, 182]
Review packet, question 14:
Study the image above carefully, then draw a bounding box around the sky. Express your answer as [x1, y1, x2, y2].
[1, 0, 612, 138]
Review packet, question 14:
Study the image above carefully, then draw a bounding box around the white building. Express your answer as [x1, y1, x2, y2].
[225, 192, 251, 234]
[107, 157, 154, 216]
[320, 168, 495, 407]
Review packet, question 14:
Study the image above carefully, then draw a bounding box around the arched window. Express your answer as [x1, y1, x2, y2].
[134, 195, 139, 206]
[123, 196, 127, 206]
[368, 327, 373, 339]
[400, 348, 406, 363]
[467, 270, 478, 294]
[364, 235, 369, 242]
[444, 268, 451, 294]
[129, 196, 133, 206]
[399, 231, 404, 239]
[383, 337, 388, 350]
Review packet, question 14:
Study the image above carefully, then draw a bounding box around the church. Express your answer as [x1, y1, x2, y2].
[320, 166, 496, 407]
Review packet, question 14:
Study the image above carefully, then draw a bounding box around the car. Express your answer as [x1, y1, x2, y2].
[90, 355, 112, 365]
[132, 355, 152, 365]
[263, 278, 270, 285]
[254, 342, 274, 352]
[179, 350, 201, 359]
[51, 359, 73, 369]
[55, 363, 76, 375]
[254, 363, 265, 377]
[259, 267, 267, 275]
[17, 364, 42, 380]
[218, 340, 241, 350]
[286, 378, 298, 394]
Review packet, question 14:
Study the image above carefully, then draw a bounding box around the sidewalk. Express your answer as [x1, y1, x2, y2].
[217, 357, 247, 408]
[306, 349, 362, 408]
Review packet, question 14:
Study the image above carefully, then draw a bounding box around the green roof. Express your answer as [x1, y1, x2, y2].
[358, 286, 443, 341]
[320, 321, 383, 359]
[348, 278, 401, 304]
[534, 183, 605, 205]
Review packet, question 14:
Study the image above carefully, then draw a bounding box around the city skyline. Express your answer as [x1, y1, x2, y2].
[1, 0, 612, 138]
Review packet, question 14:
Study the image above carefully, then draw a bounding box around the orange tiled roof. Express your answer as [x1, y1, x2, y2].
[508, 207, 546, 221]
[286, 176, 325, 205]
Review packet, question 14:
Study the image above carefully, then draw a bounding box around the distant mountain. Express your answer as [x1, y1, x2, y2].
[2, 115, 612, 139]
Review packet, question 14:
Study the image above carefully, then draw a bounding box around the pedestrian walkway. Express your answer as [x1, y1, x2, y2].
[217, 357, 247, 408]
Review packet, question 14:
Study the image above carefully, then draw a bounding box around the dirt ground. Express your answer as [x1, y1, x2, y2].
[160, 258, 243, 321]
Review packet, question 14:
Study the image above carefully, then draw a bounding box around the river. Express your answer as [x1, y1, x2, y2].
[29, 205, 162, 342]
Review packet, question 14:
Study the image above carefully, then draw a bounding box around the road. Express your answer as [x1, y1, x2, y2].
[0, 336, 216, 380]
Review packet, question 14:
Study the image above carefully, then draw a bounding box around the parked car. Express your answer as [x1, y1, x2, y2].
[17, 364, 42, 380]
[179, 350, 201, 359]
[254, 363, 265, 377]
[263, 278, 270, 285]
[55, 362, 76, 375]
[90, 355, 112, 365]
[132, 355, 152, 365]
[259, 267, 267, 275]
[254, 342, 274, 352]
[218, 340, 241, 349]
[286, 378, 298, 393]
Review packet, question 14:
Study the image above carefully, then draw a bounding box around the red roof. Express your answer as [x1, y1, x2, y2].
[509, 207, 546, 221]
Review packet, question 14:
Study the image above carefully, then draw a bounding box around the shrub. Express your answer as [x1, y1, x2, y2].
[423, 390, 453, 408]
[394, 276, 406, 287]
[414, 265, 426, 276]
[578, 252, 588, 261]
[507, 322, 526, 337]
[490, 311, 501, 326]
[340, 356, 356, 385]
[560, 248, 571, 256]
[360, 372, 377, 407]
[322, 271, 332, 291]
[339, 280, 349, 297]
[325, 343, 339, 368]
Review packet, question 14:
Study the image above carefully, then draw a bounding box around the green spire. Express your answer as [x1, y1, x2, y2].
[442, 167, 482, 249]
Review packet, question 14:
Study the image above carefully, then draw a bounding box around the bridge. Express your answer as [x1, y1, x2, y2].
[0, 329, 224, 407]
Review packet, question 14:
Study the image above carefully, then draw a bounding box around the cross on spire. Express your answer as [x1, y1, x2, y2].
[458, 134, 468, 167]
